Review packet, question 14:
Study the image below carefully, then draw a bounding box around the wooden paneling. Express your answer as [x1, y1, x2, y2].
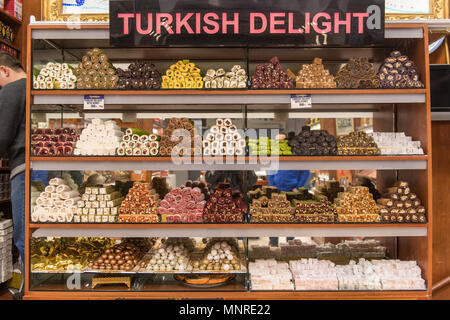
[431, 121, 450, 298]
[429, 34, 449, 64]
[22, 290, 429, 300]
[16, 1, 41, 69]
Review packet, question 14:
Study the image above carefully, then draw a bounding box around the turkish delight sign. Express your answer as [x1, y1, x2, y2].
[110, 0, 384, 47]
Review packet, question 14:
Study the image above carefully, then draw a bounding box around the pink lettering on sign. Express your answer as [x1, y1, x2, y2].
[195, 13, 201, 34]
[352, 12, 369, 33]
[249, 13, 267, 33]
[203, 13, 220, 34]
[304, 12, 311, 33]
[156, 13, 174, 34]
[270, 12, 286, 34]
[312, 12, 331, 33]
[176, 13, 194, 34]
[222, 12, 239, 34]
[118, 13, 134, 35]
[136, 13, 152, 34]
[288, 13, 301, 34]
[334, 12, 351, 33]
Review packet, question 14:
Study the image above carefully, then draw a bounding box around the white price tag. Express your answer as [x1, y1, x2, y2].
[84, 95, 105, 110]
[291, 94, 312, 109]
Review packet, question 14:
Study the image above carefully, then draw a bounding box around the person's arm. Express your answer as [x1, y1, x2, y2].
[0, 83, 24, 155]
[267, 173, 275, 187]
[296, 170, 311, 189]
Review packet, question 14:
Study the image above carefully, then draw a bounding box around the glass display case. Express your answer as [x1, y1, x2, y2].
[25, 22, 432, 299]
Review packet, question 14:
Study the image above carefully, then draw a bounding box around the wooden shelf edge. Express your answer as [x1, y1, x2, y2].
[0, 8, 22, 25]
[23, 290, 430, 300]
[29, 155, 429, 162]
[29, 223, 428, 229]
[0, 38, 20, 52]
[31, 89, 427, 96]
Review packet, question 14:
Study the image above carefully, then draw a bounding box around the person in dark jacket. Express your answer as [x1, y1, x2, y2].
[267, 170, 311, 246]
[0, 53, 27, 262]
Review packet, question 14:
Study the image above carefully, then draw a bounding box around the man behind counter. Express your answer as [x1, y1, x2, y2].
[0, 53, 27, 265]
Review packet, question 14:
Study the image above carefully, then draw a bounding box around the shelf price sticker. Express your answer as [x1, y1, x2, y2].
[84, 95, 105, 110]
[291, 94, 312, 109]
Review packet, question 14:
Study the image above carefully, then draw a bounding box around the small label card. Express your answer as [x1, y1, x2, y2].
[84, 95, 105, 110]
[291, 94, 312, 109]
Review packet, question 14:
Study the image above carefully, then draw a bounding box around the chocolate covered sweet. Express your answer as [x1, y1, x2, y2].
[291, 58, 336, 88]
[116, 61, 161, 89]
[334, 186, 381, 222]
[117, 182, 160, 223]
[73, 48, 118, 89]
[378, 181, 426, 223]
[335, 57, 380, 89]
[31, 128, 79, 156]
[250, 56, 294, 89]
[87, 239, 152, 272]
[318, 180, 344, 203]
[377, 50, 424, 88]
[203, 183, 247, 223]
[160, 118, 202, 156]
[288, 126, 337, 156]
[151, 176, 171, 199]
[336, 131, 380, 155]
